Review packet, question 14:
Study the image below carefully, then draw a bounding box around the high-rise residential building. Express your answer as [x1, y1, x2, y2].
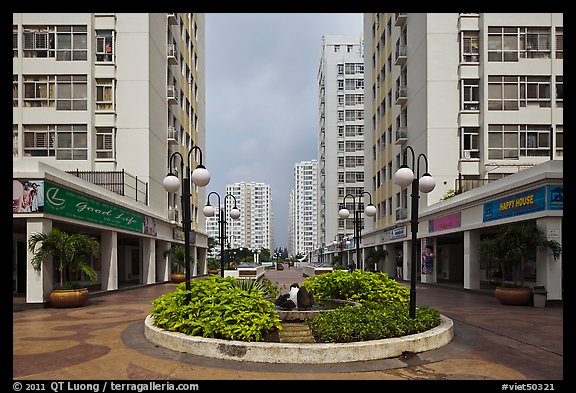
[226, 182, 273, 252]
[288, 160, 318, 257]
[205, 209, 220, 258]
[13, 13, 208, 304]
[360, 13, 562, 300]
[317, 35, 365, 255]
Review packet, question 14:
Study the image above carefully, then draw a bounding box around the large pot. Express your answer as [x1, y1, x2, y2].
[495, 287, 532, 306]
[49, 288, 89, 308]
[170, 273, 186, 283]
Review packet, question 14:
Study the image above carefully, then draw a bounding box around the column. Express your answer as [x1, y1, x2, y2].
[463, 230, 481, 290]
[100, 230, 118, 291]
[157, 240, 171, 282]
[403, 240, 412, 281]
[536, 217, 562, 301]
[26, 219, 53, 304]
[142, 237, 156, 285]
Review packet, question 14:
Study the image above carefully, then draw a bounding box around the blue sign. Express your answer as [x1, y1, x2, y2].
[547, 185, 563, 210]
[483, 187, 546, 222]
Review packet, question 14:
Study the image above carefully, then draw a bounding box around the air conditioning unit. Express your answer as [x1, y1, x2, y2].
[463, 151, 471, 159]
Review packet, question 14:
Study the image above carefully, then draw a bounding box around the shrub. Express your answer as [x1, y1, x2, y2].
[151, 275, 281, 342]
[307, 302, 441, 343]
[302, 269, 410, 306]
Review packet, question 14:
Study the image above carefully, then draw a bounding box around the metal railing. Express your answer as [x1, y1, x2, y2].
[66, 169, 148, 205]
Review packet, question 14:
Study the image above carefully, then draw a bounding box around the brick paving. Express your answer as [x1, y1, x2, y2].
[12, 267, 563, 381]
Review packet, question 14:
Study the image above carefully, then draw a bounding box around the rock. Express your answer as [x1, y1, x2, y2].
[297, 286, 314, 310]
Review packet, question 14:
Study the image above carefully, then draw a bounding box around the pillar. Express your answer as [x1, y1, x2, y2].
[100, 230, 118, 291]
[536, 217, 563, 301]
[142, 237, 156, 285]
[463, 229, 481, 290]
[26, 219, 53, 304]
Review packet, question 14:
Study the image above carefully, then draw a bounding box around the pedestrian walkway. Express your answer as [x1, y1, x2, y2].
[12, 267, 563, 381]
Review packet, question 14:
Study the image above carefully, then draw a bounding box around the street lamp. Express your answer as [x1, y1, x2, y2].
[394, 145, 435, 318]
[203, 192, 240, 277]
[162, 146, 210, 292]
[337, 191, 377, 271]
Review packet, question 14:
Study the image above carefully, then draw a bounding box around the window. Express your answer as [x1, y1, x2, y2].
[23, 26, 55, 58]
[461, 127, 480, 159]
[461, 79, 480, 110]
[334, 45, 340, 53]
[347, 45, 353, 53]
[338, 110, 344, 121]
[338, 95, 344, 106]
[461, 31, 479, 62]
[23, 124, 87, 159]
[520, 76, 551, 108]
[13, 125, 18, 157]
[556, 76, 563, 107]
[56, 75, 88, 110]
[337, 64, 344, 75]
[96, 127, 115, 159]
[96, 30, 114, 62]
[337, 80, 344, 90]
[13, 26, 18, 57]
[23, 75, 55, 107]
[555, 125, 563, 156]
[55, 25, 88, 61]
[96, 79, 114, 111]
[520, 27, 551, 59]
[488, 124, 551, 159]
[13, 75, 18, 107]
[488, 75, 519, 110]
[488, 26, 552, 62]
[556, 27, 563, 59]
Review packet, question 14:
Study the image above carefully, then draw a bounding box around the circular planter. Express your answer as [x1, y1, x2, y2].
[49, 288, 89, 308]
[170, 273, 186, 283]
[495, 287, 532, 306]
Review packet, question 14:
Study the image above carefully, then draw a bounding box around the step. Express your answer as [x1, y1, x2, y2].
[278, 322, 316, 343]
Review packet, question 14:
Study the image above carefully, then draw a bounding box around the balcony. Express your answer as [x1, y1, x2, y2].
[394, 13, 407, 26]
[395, 127, 407, 144]
[167, 85, 179, 105]
[167, 13, 177, 25]
[395, 85, 407, 106]
[168, 208, 179, 224]
[395, 207, 408, 221]
[394, 44, 407, 66]
[167, 126, 178, 145]
[167, 43, 178, 66]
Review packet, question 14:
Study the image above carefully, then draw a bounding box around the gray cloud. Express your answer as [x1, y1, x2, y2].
[205, 13, 363, 248]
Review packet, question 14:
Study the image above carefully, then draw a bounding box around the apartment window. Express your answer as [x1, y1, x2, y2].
[337, 80, 344, 90]
[461, 79, 480, 110]
[23, 26, 55, 58]
[55, 25, 88, 61]
[556, 125, 563, 156]
[96, 78, 114, 111]
[338, 172, 344, 183]
[13, 75, 18, 107]
[338, 126, 344, 137]
[23, 75, 55, 107]
[338, 95, 344, 106]
[461, 31, 479, 62]
[488, 27, 551, 61]
[520, 76, 551, 108]
[334, 45, 340, 53]
[388, 197, 393, 216]
[556, 76, 563, 107]
[337, 64, 344, 75]
[520, 27, 551, 59]
[488, 76, 519, 110]
[461, 127, 480, 159]
[13, 26, 18, 57]
[488, 124, 550, 159]
[56, 75, 88, 110]
[96, 30, 114, 62]
[96, 127, 115, 159]
[338, 110, 344, 121]
[23, 124, 87, 159]
[338, 141, 344, 152]
[347, 45, 353, 53]
[556, 27, 563, 59]
[387, 162, 393, 180]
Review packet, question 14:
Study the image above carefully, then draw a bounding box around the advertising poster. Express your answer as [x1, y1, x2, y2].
[13, 180, 44, 213]
[421, 238, 434, 275]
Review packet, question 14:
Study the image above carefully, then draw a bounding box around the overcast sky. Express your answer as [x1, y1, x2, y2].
[204, 13, 364, 249]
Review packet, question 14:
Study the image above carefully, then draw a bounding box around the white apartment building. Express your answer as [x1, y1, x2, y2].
[360, 13, 562, 302]
[288, 160, 318, 257]
[205, 209, 220, 258]
[13, 13, 209, 304]
[226, 182, 274, 252]
[317, 35, 366, 257]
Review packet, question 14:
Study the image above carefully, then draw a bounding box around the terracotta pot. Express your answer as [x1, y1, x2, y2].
[208, 269, 219, 275]
[495, 287, 532, 306]
[170, 273, 186, 283]
[49, 288, 89, 308]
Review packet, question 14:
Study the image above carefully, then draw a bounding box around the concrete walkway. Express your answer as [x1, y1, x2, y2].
[13, 267, 563, 381]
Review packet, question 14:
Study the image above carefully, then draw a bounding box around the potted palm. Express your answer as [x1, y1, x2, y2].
[207, 258, 220, 275]
[479, 222, 561, 305]
[28, 228, 99, 308]
[168, 245, 186, 283]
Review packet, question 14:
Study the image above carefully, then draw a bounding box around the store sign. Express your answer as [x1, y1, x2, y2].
[389, 226, 407, 240]
[44, 181, 144, 232]
[429, 212, 461, 232]
[547, 185, 563, 210]
[483, 187, 546, 222]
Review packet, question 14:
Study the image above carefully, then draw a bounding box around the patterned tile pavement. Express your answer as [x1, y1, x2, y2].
[12, 267, 563, 382]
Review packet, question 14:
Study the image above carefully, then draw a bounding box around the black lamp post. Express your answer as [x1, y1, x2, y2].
[394, 145, 435, 318]
[162, 146, 210, 292]
[337, 192, 377, 271]
[203, 192, 240, 277]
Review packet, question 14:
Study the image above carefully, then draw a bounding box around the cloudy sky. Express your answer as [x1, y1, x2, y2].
[204, 13, 364, 249]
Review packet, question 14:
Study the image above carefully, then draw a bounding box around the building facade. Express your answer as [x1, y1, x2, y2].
[13, 13, 209, 304]
[359, 13, 562, 301]
[317, 35, 366, 257]
[288, 160, 318, 258]
[226, 182, 273, 252]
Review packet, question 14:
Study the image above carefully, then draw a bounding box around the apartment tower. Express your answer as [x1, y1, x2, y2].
[288, 160, 318, 257]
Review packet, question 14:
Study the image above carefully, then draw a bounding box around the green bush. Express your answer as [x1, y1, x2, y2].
[307, 302, 441, 343]
[151, 275, 281, 342]
[302, 269, 410, 306]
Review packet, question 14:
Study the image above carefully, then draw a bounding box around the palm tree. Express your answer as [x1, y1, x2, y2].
[480, 223, 561, 287]
[28, 228, 99, 289]
[169, 245, 186, 274]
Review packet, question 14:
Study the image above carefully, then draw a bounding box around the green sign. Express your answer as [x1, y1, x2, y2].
[44, 181, 144, 232]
